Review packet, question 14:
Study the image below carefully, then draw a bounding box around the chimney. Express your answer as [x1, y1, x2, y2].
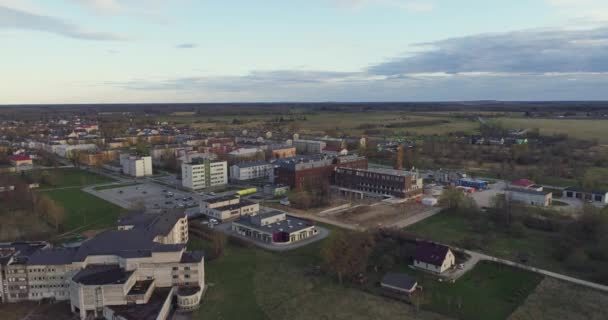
[395, 145, 404, 170]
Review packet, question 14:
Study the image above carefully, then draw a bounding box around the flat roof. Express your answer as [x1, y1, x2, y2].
[212, 199, 256, 211]
[73, 265, 133, 285]
[105, 287, 173, 320]
[234, 213, 314, 234]
[203, 194, 239, 204]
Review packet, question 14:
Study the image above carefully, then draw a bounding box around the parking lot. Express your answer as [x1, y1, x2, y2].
[90, 182, 201, 212]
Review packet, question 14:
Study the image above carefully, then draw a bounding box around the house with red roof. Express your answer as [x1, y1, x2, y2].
[413, 241, 455, 274]
[8, 154, 33, 167]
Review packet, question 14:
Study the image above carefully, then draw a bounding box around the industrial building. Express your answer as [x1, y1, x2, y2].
[507, 187, 553, 207]
[564, 187, 608, 204]
[231, 211, 318, 244]
[0, 211, 204, 320]
[181, 157, 228, 190]
[334, 167, 423, 199]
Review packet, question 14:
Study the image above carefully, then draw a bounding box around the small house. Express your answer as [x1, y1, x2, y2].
[413, 242, 455, 274]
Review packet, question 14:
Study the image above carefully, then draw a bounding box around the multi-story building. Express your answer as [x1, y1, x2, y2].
[232, 211, 318, 244]
[181, 157, 228, 190]
[120, 154, 153, 177]
[293, 140, 326, 154]
[273, 155, 368, 190]
[334, 167, 423, 199]
[0, 211, 204, 320]
[267, 144, 296, 159]
[230, 161, 273, 181]
[200, 195, 259, 221]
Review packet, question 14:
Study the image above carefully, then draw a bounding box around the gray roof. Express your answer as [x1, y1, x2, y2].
[381, 273, 418, 291]
[234, 161, 271, 169]
[203, 194, 239, 204]
[180, 251, 204, 263]
[234, 213, 314, 234]
[72, 265, 133, 285]
[507, 187, 551, 196]
[29, 211, 187, 265]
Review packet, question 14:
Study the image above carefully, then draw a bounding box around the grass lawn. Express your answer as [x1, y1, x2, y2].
[29, 168, 115, 189]
[419, 262, 542, 320]
[404, 211, 582, 278]
[42, 188, 126, 232]
[509, 278, 608, 320]
[192, 230, 450, 320]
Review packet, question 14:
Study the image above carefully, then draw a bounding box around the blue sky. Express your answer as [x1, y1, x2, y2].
[1, 0, 608, 103]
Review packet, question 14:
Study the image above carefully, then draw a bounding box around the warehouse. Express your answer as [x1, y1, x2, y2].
[507, 187, 553, 207]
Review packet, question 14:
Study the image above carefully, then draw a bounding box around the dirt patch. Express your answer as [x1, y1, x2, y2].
[331, 202, 433, 229]
[509, 278, 608, 320]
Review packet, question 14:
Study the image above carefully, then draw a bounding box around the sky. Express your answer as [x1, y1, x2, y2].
[1, 0, 608, 103]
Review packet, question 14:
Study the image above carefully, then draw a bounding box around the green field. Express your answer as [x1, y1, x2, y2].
[420, 262, 542, 320]
[498, 117, 608, 143]
[192, 234, 450, 320]
[405, 212, 588, 278]
[29, 168, 115, 189]
[157, 111, 608, 143]
[42, 188, 126, 232]
[190, 224, 542, 320]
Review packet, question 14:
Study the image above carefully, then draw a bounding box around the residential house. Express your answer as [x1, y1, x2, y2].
[413, 242, 455, 274]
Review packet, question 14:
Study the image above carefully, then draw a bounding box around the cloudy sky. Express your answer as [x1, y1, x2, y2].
[2, 0, 608, 103]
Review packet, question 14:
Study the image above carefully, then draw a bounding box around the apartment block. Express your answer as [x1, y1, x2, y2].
[181, 157, 228, 190]
[230, 161, 273, 181]
[120, 154, 153, 177]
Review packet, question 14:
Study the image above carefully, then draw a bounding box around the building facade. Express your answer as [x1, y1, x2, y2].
[229, 161, 273, 181]
[334, 167, 423, 199]
[200, 195, 259, 221]
[120, 154, 153, 177]
[0, 211, 204, 320]
[181, 158, 228, 190]
[293, 140, 326, 154]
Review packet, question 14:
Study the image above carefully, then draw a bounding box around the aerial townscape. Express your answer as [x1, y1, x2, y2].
[2, 1, 608, 320]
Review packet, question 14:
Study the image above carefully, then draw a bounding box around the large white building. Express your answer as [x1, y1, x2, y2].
[200, 194, 260, 221]
[0, 211, 204, 320]
[181, 157, 228, 190]
[229, 161, 273, 181]
[120, 154, 153, 177]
